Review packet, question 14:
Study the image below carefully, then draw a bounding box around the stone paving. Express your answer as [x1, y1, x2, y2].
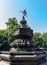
[0, 60, 10, 65]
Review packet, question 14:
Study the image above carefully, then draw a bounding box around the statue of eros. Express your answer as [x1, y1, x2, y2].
[20, 9, 27, 20]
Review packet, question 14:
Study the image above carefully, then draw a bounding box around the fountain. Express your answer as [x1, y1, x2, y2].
[0, 10, 46, 65]
[9, 10, 46, 65]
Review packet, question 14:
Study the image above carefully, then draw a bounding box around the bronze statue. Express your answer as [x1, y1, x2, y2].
[20, 9, 27, 20]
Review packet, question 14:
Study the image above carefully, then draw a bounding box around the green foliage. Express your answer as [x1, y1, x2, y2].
[0, 17, 19, 50]
[42, 33, 47, 41]
[32, 32, 42, 49]
[6, 17, 20, 30]
[41, 33, 47, 48]
[32, 32, 41, 44]
[6, 17, 20, 44]
[32, 32, 47, 50]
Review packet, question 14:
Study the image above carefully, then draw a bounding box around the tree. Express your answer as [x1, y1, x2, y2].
[0, 30, 9, 50]
[32, 32, 41, 43]
[0, 17, 20, 50]
[41, 33, 47, 48]
[6, 17, 20, 44]
[6, 17, 20, 30]
[32, 32, 43, 49]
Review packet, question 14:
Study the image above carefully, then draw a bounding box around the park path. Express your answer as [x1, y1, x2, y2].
[0, 60, 10, 65]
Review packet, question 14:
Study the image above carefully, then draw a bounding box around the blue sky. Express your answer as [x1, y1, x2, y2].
[0, 0, 47, 33]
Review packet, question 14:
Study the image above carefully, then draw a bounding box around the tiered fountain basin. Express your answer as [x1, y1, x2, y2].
[0, 51, 46, 65]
